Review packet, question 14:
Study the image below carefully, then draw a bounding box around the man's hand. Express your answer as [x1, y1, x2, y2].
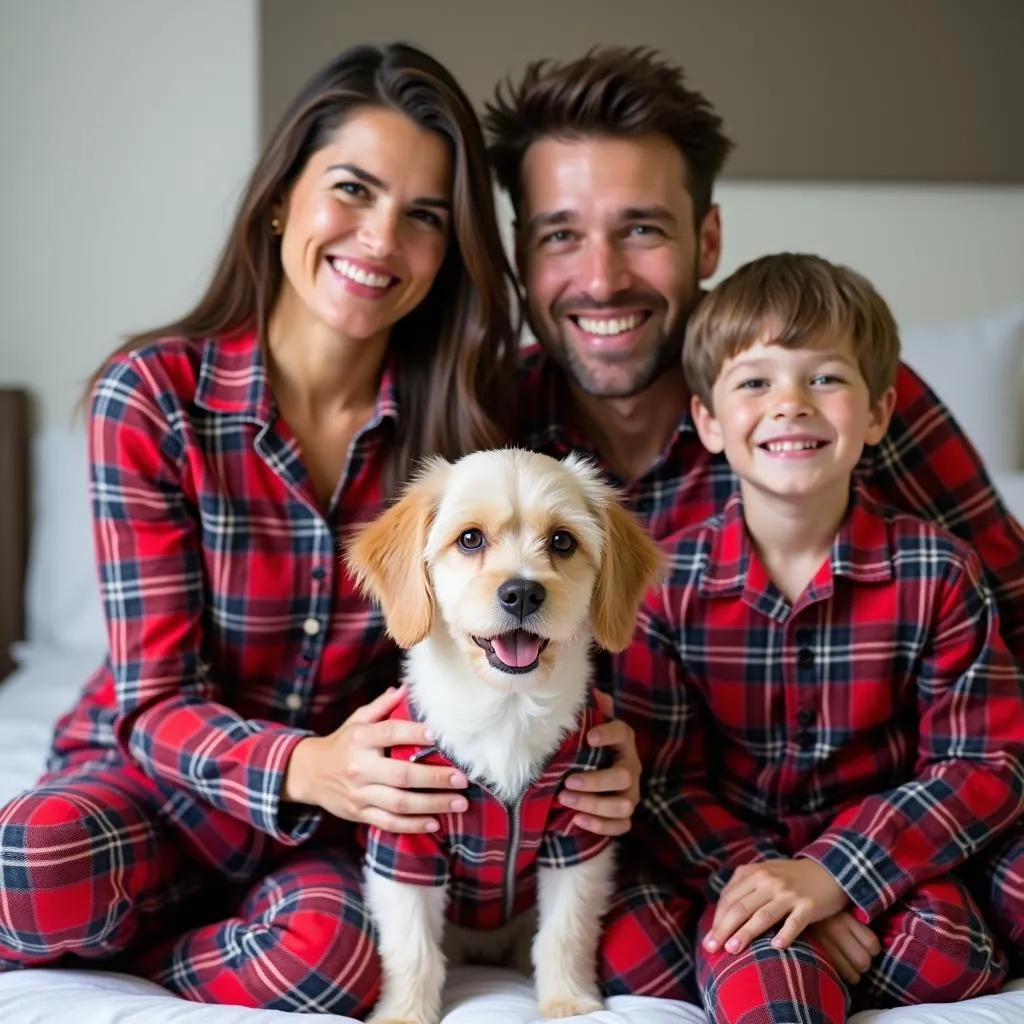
[809, 911, 880, 985]
[558, 691, 641, 837]
[703, 858, 849, 955]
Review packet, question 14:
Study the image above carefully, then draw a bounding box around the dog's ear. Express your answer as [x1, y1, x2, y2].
[346, 458, 450, 649]
[591, 500, 665, 653]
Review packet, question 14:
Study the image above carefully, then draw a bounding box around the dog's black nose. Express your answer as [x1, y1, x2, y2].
[497, 577, 546, 621]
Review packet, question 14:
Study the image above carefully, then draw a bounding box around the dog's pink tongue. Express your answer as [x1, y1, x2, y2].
[491, 631, 542, 668]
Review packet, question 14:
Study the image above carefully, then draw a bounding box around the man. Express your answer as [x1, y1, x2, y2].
[484, 46, 1024, 1016]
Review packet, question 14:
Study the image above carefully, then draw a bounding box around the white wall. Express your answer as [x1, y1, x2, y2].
[709, 183, 1024, 329]
[0, 0, 258, 427]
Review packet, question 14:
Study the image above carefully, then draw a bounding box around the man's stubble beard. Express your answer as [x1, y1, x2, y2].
[526, 272, 703, 401]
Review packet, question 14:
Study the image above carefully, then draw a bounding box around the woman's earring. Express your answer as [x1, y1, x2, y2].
[270, 216, 282, 236]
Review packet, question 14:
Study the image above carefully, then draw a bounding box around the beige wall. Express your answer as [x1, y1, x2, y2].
[260, 0, 1024, 183]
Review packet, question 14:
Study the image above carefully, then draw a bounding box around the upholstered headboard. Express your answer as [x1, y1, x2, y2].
[0, 389, 29, 679]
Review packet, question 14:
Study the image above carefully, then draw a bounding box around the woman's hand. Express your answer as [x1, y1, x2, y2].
[283, 686, 469, 833]
[559, 690, 641, 837]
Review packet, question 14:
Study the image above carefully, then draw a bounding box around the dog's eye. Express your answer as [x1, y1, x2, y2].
[550, 530, 577, 556]
[457, 528, 485, 552]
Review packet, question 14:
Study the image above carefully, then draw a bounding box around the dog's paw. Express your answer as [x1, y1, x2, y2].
[538, 993, 603, 1019]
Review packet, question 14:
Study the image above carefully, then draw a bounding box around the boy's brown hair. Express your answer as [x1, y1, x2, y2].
[484, 46, 733, 228]
[683, 253, 901, 410]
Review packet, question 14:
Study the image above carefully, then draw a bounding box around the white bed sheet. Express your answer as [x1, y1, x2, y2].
[1, 649, 1023, 1024]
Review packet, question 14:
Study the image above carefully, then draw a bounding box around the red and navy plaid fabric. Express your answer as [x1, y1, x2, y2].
[0, 330, 402, 1009]
[50, 330, 403, 846]
[697, 874, 1007, 1018]
[618, 485, 1024, 925]
[964, 818, 1024, 957]
[132, 844, 382, 1014]
[0, 761, 209, 969]
[0, 762, 383, 1017]
[363, 692, 612, 930]
[599, 867, 701, 1001]
[517, 346, 1024, 654]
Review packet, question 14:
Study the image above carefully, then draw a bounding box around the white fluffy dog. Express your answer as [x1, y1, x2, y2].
[346, 448, 662, 1024]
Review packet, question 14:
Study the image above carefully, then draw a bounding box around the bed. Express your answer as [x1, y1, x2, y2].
[2, 307, 1024, 1024]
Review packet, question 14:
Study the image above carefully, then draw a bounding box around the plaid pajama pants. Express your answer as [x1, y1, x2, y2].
[696, 875, 1007, 1024]
[600, 869, 700, 1002]
[965, 817, 1024, 962]
[0, 762, 382, 1016]
[0, 764, 703, 1013]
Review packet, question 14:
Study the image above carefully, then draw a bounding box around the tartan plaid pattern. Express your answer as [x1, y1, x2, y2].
[696, 874, 1007, 1021]
[599, 868, 701, 1001]
[132, 845, 381, 1016]
[698, 918, 849, 1024]
[364, 692, 612, 930]
[966, 817, 1024, 955]
[0, 761, 207, 969]
[618, 486, 1024, 924]
[0, 761, 382, 1014]
[50, 330, 402, 844]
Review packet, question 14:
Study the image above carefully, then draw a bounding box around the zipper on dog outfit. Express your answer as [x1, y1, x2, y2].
[503, 796, 524, 922]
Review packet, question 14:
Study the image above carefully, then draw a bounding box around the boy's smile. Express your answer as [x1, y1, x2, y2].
[756, 435, 830, 457]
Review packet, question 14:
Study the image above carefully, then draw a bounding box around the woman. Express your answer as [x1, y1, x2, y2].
[0, 43, 638, 1016]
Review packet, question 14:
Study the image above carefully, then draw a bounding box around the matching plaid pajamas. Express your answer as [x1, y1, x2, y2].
[2, 334, 1023, 1017]
[519, 347, 1024, 1016]
[616, 486, 1024, 1019]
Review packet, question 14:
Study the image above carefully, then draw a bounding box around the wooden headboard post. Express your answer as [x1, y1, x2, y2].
[0, 389, 29, 680]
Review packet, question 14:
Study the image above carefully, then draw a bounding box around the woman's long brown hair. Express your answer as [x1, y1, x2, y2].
[85, 43, 517, 494]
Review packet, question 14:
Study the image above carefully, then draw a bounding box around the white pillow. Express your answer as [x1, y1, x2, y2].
[23, 425, 106, 653]
[899, 305, 1024, 473]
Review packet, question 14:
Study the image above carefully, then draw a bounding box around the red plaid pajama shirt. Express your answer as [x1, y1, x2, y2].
[363, 692, 697, 999]
[364, 692, 612, 928]
[519, 346, 1024, 1015]
[0, 330, 402, 1014]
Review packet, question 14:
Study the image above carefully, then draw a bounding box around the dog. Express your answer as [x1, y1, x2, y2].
[346, 448, 663, 1024]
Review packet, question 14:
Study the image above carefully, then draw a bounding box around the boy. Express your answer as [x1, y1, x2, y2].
[621, 253, 1024, 1021]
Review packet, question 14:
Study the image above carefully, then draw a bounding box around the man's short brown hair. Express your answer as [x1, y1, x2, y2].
[484, 46, 733, 227]
[683, 253, 901, 410]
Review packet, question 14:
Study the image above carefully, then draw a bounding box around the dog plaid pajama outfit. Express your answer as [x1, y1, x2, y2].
[365, 692, 699, 1000]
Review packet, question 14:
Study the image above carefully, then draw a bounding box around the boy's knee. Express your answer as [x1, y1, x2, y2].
[1, 792, 99, 919]
[700, 938, 847, 1024]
